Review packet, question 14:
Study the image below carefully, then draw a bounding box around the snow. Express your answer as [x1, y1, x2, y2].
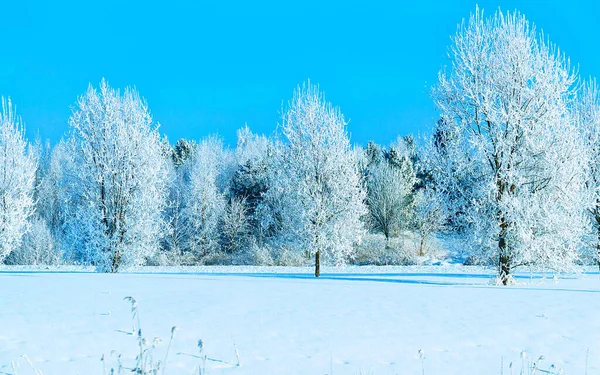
[1, 267, 599, 375]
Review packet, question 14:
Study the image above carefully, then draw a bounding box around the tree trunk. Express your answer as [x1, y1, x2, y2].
[596, 209, 600, 272]
[597, 229, 600, 273]
[418, 233, 426, 257]
[498, 215, 510, 285]
[110, 249, 121, 273]
[498, 231, 510, 285]
[315, 250, 320, 278]
[499, 254, 510, 285]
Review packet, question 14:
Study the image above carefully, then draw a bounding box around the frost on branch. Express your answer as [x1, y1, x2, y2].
[63, 79, 169, 272]
[430, 8, 588, 283]
[261, 81, 367, 265]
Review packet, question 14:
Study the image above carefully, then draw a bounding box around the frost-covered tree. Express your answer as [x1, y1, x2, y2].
[183, 137, 226, 259]
[391, 135, 417, 163]
[44, 139, 80, 253]
[221, 196, 249, 254]
[230, 126, 270, 236]
[364, 141, 384, 168]
[162, 163, 188, 257]
[0, 98, 36, 263]
[265, 81, 367, 265]
[235, 125, 269, 167]
[431, 8, 588, 283]
[11, 138, 65, 265]
[158, 138, 198, 262]
[413, 188, 445, 256]
[64, 79, 169, 272]
[578, 79, 600, 267]
[172, 138, 197, 167]
[366, 156, 416, 242]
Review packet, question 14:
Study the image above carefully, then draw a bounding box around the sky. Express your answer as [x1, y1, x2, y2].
[1, 0, 599, 147]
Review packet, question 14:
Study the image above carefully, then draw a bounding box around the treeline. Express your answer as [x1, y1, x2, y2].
[0, 81, 428, 272]
[2, 8, 600, 283]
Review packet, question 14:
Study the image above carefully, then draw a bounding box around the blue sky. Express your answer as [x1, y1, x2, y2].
[1, 0, 598, 147]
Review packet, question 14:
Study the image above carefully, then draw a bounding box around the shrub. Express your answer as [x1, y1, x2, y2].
[4, 216, 63, 266]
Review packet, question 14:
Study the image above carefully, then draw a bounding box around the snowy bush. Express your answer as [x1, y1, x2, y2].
[248, 242, 275, 266]
[274, 246, 309, 266]
[4, 216, 63, 266]
[352, 232, 447, 266]
[146, 249, 198, 267]
[353, 233, 418, 266]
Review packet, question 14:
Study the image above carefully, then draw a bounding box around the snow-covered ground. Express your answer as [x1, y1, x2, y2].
[1, 267, 599, 375]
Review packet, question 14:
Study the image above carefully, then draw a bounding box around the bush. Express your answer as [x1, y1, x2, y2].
[274, 246, 308, 266]
[352, 231, 447, 266]
[249, 242, 275, 266]
[4, 216, 63, 266]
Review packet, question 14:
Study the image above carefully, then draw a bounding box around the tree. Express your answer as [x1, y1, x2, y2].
[11, 138, 65, 266]
[64, 79, 169, 272]
[0, 98, 36, 263]
[431, 8, 587, 284]
[230, 126, 270, 235]
[578, 79, 600, 268]
[413, 188, 445, 256]
[265, 81, 367, 266]
[172, 138, 197, 167]
[366, 155, 416, 242]
[182, 137, 226, 259]
[221, 196, 249, 254]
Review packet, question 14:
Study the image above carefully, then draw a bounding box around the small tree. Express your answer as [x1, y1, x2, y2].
[230, 126, 270, 236]
[413, 188, 445, 256]
[366, 157, 416, 243]
[221, 196, 249, 254]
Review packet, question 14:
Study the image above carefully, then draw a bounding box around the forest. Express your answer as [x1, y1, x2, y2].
[1, 8, 599, 285]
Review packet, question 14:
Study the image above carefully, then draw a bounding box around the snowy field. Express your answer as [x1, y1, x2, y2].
[1, 267, 599, 375]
